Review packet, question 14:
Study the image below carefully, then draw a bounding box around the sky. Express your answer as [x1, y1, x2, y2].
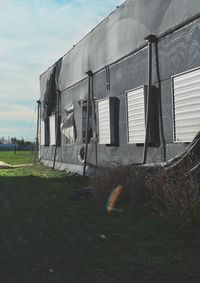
[0, 0, 124, 141]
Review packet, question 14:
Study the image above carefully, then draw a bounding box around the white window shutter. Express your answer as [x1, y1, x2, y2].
[126, 87, 146, 143]
[98, 98, 111, 144]
[49, 115, 56, 145]
[173, 68, 200, 142]
[40, 120, 45, 146]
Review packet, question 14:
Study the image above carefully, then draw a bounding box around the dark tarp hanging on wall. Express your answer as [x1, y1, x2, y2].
[43, 59, 62, 120]
[43, 66, 56, 119]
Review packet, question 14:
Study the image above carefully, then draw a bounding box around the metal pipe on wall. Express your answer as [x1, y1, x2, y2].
[34, 100, 41, 164]
[83, 70, 93, 176]
[52, 91, 60, 169]
[91, 73, 98, 169]
[154, 40, 166, 162]
[142, 35, 157, 164]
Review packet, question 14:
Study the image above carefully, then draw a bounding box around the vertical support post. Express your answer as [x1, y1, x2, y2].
[154, 40, 166, 162]
[83, 70, 93, 176]
[142, 34, 157, 164]
[53, 91, 60, 169]
[91, 73, 98, 169]
[34, 100, 41, 164]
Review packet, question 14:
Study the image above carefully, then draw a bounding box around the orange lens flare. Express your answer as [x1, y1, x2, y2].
[106, 185, 124, 213]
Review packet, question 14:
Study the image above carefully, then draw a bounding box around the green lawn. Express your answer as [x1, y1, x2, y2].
[0, 163, 200, 282]
[0, 150, 34, 165]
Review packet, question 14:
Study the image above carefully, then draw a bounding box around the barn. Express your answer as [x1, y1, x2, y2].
[39, 0, 200, 175]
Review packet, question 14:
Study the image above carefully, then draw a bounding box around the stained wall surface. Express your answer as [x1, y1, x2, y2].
[40, 0, 200, 170]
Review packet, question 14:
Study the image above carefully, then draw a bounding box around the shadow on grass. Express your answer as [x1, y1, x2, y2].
[0, 174, 200, 282]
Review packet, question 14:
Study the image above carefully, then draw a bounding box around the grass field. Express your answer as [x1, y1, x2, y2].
[0, 154, 200, 282]
[0, 150, 34, 165]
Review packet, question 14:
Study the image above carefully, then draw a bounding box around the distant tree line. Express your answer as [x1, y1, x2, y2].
[10, 137, 34, 146]
[0, 136, 34, 147]
[0, 137, 6, 144]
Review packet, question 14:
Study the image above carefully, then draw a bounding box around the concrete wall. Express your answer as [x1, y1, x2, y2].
[39, 0, 200, 172]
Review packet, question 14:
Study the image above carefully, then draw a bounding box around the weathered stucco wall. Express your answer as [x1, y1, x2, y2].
[40, 0, 200, 172]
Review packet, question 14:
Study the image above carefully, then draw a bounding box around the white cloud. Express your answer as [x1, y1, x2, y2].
[0, 103, 36, 121]
[0, 0, 124, 140]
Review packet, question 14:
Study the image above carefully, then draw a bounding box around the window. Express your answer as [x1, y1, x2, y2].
[97, 97, 119, 145]
[60, 105, 76, 144]
[98, 98, 111, 144]
[82, 102, 93, 143]
[40, 120, 45, 146]
[172, 68, 200, 142]
[49, 115, 56, 145]
[126, 86, 146, 144]
[40, 119, 49, 146]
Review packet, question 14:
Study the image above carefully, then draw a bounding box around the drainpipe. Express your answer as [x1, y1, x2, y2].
[142, 35, 157, 164]
[34, 100, 41, 164]
[154, 39, 166, 162]
[83, 70, 93, 176]
[91, 72, 98, 170]
[53, 91, 60, 169]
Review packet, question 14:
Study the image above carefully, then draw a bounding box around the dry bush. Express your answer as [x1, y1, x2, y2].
[147, 168, 200, 226]
[92, 159, 200, 227]
[91, 165, 148, 208]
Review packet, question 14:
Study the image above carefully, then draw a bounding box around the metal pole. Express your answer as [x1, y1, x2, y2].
[53, 91, 59, 169]
[91, 74, 98, 169]
[83, 70, 93, 176]
[154, 41, 166, 162]
[34, 100, 41, 164]
[142, 35, 157, 164]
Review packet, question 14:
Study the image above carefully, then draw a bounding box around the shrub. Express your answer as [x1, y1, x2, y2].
[91, 165, 148, 209]
[92, 160, 200, 227]
[147, 168, 200, 227]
